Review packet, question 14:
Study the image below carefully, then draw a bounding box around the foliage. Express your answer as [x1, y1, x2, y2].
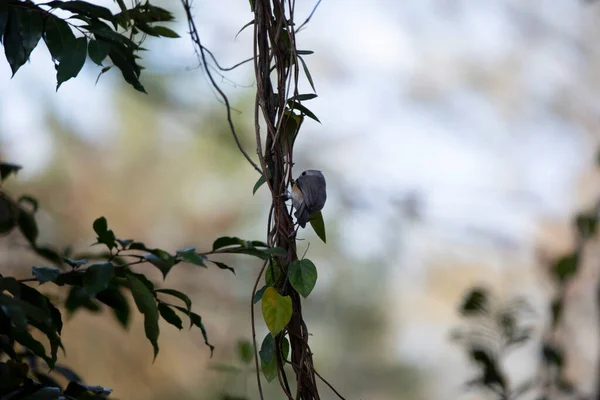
[181, 0, 332, 396]
[0, 0, 180, 92]
[453, 287, 535, 399]
[455, 185, 600, 399]
[0, 163, 285, 398]
[1, 0, 333, 398]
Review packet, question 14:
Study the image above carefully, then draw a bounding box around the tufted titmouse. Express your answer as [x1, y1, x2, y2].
[290, 170, 327, 228]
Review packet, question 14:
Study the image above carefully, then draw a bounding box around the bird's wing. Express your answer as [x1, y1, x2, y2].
[297, 175, 326, 211]
[294, 203, 310, 228]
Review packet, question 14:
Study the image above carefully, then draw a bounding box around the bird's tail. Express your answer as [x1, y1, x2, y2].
[294, 205, 310, 228]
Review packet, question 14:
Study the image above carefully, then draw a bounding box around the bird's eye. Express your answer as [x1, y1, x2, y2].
[302, 171, 306, 176]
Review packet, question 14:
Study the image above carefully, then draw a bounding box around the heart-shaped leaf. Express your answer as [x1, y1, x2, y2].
[288, 259, 317, 298]
[261, 287, 292, 336]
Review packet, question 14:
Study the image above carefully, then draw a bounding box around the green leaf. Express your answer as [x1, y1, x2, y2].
[108, 42, 146, 93]
[142, 5, 174, 22]
[150, 26, 179, 38]
[0, 194, 17, 235]
[261, 287, 292, 336]
[237, 339, 253, 364]
[253, 173, 267, 195]
[258, 333, 288, 383]
[176, 247, 207, 267]
[87, 20, 136, 48]
[296, 50, 314, 55]
[0, 162, 22, 181]
[460, 287, 488, 315]
[47, 1, 116, 25]
[135, 22, 159, 37]
[47, 300, 63, 334]
[158, 303, 183, 330]
[93, 216, 108, 237]
[308, 210, 326, 243]
[281, 336, 289, 361]
[235, 19, 254, 39]
[172, 305, 214, 355]
[128, 241, 148, 251]
[0, 276, 21, 296]
[92, 216, 116, 250]
[154, 288, 192, 314]
[13, 329, 53, 367]
[265, 260, 280, 286]
[207, 260, 235, 274]
[141, 251, 176, 279]
[288, 259, 317, 298]
[126, 271, 159, 359]
[83, 262, 114, 296]
[0, 7, 8, 45]
[553, 253, 580, 283]
[18, 195, 38, 212]
[214, 243, 285, 260]
[295, 93, 317, 101]
[127, 271, 154, 290]
[63, 257, 88, 268]
[288, 100, 320, 123]
[11, 296, 51, 330]
[575, 212, 597, 239]
[223, 248, 271, 260]
[3, 9, 27, 76]
[116, 238, 133, 249]
[551, 299, 563, 328]
[56, 36, 87, 90]
[260, 354, 277, 382]
[254, 167, 273, 196]
[114, 0, 129, 23]
[18, 282, 51, 312]
[96, 286, 129, 328]
[119, 3, 174, 26]
[253, 285, 268, 304]
[259, 333, 274, 363]
[54, 270, 84, 287]
[0, 293, 28, 331]
[212, 236, 246, 251]
[65, 286, 101, 314]
[44, 15, 76, 62]
[542, 343, 563, 367]
[18, 208, 38, 245]
[31, 266, 61, 284]
[18, 8, 44, 59]
[298, 55, 316, 92]
[88, 38, 110, 65]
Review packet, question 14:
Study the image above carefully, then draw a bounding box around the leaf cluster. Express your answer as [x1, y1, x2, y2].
[0, 0, 179, 92]
[453, 287, 535, 399]
[0, 163, 287, 398]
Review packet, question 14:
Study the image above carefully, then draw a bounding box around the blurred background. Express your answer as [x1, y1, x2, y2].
[2, 0, 600, 399]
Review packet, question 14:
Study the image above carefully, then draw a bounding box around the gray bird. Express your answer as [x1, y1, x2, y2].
[291, 170, 327, 228]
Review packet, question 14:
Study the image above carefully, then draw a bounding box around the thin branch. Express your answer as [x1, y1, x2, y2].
[181, 0, 262, 175]
[18, 260, 145, 283]
[313, 368, 346, 400]
[296, 0, 322, 33]
[251, 260, 268, 400]
[201, 47, 255, 72]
